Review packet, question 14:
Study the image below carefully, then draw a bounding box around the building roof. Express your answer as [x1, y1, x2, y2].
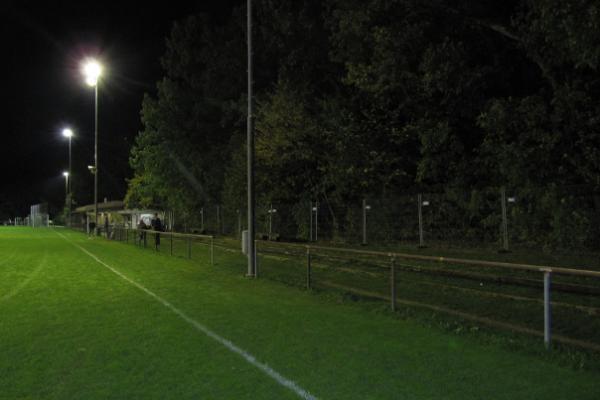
[74, 200, 125, 213]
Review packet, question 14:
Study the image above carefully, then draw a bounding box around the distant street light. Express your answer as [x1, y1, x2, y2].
[81, 58, 102, 235]
[62, 128, 73, 226]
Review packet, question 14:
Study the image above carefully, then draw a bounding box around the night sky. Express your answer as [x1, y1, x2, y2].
[2, 1, 241, 218]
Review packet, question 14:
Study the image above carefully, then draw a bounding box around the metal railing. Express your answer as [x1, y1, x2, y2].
[106, 227, 214, 266]
[256, 240, 600, 352]
[89, 224, 600, 352]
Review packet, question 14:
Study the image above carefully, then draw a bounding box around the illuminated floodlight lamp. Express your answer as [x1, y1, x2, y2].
[82, 59, 102, 86]
[62, 128, 73, 138]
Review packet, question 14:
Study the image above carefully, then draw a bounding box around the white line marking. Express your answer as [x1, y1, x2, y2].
[55, 230, 317, 400]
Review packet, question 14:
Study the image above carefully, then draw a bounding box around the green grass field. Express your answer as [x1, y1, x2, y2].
[1, 227, 599, 399]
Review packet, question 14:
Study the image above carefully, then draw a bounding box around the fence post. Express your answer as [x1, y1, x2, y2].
[126, 228, 129, 244]
[268, 203, 273, 240]
[217, 204, 221, 234]
[187, 237, 191, 259]
[315, 201, 319, 241]
[501, 187, 509, 252]
[306, 246, 312, 290]
[543, 269, 552, 349]
[362, 198, 368, 245]
[201, 208, 204, 232]
[418, 194, 424, 248]
[309, 202, 313, 241]
[390, 256, 396, 312]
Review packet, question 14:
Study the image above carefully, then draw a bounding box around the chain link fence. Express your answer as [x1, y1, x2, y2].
[189, 185, 599, 253]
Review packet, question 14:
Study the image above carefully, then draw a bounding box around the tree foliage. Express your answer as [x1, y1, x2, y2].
[126, 0, 600, 246]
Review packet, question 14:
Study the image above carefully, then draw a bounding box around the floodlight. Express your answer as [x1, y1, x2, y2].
[82, 59, 102, 86]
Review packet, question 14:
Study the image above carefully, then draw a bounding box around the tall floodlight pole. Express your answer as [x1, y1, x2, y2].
[82, 59, 102, 236]
[62, 172, 69, 201]
[247, 0, 256, 277]
[62, 128, 73, 226]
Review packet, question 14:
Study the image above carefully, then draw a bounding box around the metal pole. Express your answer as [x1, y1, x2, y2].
[68, 135, 72, 227]
[544, 270, 552, 348]
[94, 84, 99, 236]
[306, 246, 312, 289]
[247, 0, 256, 277]
[390, 257, 396, 312]
[362, 198, 367, 245]
[501, 187, 509, 251]
[418, 194, 424, 247]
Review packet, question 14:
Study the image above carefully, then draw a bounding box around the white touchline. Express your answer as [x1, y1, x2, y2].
[54, 231, 317, 400]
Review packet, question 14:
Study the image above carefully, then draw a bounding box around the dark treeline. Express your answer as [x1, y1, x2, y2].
[125, 0, 600, 249]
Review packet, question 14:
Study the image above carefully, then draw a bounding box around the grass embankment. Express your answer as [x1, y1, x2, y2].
[1, 227, 599, 399]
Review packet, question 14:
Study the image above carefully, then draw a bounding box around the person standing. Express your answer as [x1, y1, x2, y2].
[151, 213, 163, 250]
[138, 219, 147, 246]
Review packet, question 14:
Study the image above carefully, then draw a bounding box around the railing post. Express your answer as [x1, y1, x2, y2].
[543, 269, 552, 349]
[306, 246, 312, 290]
[390, 256, 396, 312]
[501, 187, 509, 252]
